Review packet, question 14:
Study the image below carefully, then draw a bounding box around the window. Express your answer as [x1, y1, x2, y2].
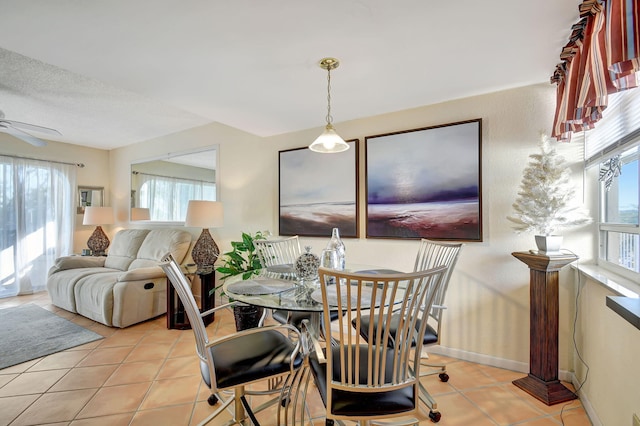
[599, 145, 639, 278]
[587, 89, 640, 281]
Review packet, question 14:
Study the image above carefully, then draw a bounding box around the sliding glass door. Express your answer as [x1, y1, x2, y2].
[0, 156, 76, 298]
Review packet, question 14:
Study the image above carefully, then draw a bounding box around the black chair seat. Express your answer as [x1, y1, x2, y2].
[273, 309, 341, 327]
[309, 345, 416, 417]
[356, 313, 438, 348]
[200, 329, 304, 389]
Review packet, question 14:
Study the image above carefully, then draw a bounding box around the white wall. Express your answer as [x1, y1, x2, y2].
[0, 133, 110, 252]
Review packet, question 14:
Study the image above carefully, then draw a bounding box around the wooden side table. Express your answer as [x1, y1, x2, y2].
[512, 251, 578, 405]
[167, 266, 216, 330]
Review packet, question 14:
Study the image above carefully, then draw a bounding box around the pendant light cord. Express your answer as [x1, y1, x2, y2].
[326, 67, 333, 125]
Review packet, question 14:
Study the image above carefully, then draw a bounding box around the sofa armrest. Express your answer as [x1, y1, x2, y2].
[117, 266, 165, 282]
[49, 256, 107, 275]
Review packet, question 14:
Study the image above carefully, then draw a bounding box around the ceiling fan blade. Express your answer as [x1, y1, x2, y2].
[1, 119, 61, 136]
[0, 124, 48, 146]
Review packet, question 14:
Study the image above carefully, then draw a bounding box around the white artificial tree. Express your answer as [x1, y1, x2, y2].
[507, 134, 591, 236]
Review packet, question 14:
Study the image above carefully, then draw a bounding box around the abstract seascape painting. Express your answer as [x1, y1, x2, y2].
[365, 119, 482, 241]
[279, 140, 359, 237]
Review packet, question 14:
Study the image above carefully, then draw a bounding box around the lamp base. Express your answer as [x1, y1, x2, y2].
[87, 225, 110, 256]
[192, 228, 219, 270]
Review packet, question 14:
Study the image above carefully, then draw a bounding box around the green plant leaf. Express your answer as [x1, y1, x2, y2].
[214, 231, 269, 285]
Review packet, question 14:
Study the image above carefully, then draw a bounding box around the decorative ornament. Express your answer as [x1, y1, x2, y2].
[295, 246, 320, 281]
[598, 154, 622, 191]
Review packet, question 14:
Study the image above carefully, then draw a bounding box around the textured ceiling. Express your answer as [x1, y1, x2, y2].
[0, 0, 581, 150]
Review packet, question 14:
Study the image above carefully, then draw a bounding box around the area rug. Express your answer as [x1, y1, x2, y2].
[0, 303, 104, 370]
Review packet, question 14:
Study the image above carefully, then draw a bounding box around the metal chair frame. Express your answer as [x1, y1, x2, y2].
[411, 239, 463, 421]
[254, 236, 301, 270]
[254, 236, 306, 326]
[160, 254, 304, 426]
[305, 266, 447, 426]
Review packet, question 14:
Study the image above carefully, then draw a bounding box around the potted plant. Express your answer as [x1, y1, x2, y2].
[216, 231, 268, 330]
[507, 134, 591, 253]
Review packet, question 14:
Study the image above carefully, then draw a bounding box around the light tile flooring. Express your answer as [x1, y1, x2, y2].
[0, 293, 592, 426]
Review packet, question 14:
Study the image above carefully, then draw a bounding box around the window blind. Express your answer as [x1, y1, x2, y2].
[585, 87, 640, 165]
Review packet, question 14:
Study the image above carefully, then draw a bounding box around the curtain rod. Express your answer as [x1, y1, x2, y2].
[0, 153, 85, 168]
[131, 170, 214, 184]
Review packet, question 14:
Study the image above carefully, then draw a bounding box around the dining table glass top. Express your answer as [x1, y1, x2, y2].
[223, 264, 404, 312]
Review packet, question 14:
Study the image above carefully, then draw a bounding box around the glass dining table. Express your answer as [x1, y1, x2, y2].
[223, 264, 404, 338]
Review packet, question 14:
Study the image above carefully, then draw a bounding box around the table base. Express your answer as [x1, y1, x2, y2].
[512, 374, 577, 406]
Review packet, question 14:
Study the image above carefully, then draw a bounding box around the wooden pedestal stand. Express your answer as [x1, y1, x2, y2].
[512, 251, 578, 406]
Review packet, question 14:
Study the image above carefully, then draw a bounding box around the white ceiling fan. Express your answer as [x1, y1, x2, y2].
[0, 110, 61, 147]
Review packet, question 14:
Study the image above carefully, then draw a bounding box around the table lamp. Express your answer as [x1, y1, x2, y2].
[185, 200, 224, 270]
[131, 207, 151, 221]
[83, 206, 114, 256]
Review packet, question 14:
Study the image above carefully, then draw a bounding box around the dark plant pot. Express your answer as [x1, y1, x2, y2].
[233, 305, 264, 331]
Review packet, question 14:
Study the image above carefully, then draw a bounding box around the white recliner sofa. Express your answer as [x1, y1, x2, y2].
[47, 228, 192, 327]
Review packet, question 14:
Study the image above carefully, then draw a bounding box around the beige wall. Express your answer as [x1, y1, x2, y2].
[0, 133, 110, 252]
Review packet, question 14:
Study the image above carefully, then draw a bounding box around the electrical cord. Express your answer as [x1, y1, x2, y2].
[559, 249, 590, 426]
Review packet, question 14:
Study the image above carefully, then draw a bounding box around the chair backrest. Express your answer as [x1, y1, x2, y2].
[317, 266, 446, 412]
[413, 239, 462, 324]
[160, 254, 216, 387]
[254, 236, 301, 268]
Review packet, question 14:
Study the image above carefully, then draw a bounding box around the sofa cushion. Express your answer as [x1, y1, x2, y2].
[47, 267, 120, 313]
[128, 229, 192, 270]
[74, 272, 121, 326]
[104, 229, 151, 271]
[49, 256, 106, 275]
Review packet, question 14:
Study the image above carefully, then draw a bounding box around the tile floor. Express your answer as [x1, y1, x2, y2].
[0, 292, 592, 426]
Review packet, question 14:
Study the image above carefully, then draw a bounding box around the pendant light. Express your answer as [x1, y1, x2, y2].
[309, 57, 350, 153]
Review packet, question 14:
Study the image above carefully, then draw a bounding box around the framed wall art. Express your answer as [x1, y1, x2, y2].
[279, 140, 359, 237]
[365, 119, 482, 241]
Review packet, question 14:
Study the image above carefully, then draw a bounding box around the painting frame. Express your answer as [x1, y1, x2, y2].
[279, 139, 359, 238]
[365, 119, 482, 241]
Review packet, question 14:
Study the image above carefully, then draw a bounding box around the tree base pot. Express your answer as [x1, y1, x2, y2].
[534, 235, 563, 255]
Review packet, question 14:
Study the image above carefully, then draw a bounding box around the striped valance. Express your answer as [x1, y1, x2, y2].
[551, 0, 639, 141]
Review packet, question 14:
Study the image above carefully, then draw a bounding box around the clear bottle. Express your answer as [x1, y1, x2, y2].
[325, 228, 346, 270]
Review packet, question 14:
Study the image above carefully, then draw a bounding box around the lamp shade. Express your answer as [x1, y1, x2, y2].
[83, 207, 114, 226]
[185, 200, 223, 228]
[131, 207, 151, 221]
[309, 124, 350, 153]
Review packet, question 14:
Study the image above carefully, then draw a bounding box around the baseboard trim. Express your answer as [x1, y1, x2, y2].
[428, 345, 528, 374]
[566, 372, 602, 426]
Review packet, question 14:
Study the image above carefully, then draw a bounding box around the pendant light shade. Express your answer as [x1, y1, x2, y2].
[309, 57, 350, 154]
[310, 124, 349, 153]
